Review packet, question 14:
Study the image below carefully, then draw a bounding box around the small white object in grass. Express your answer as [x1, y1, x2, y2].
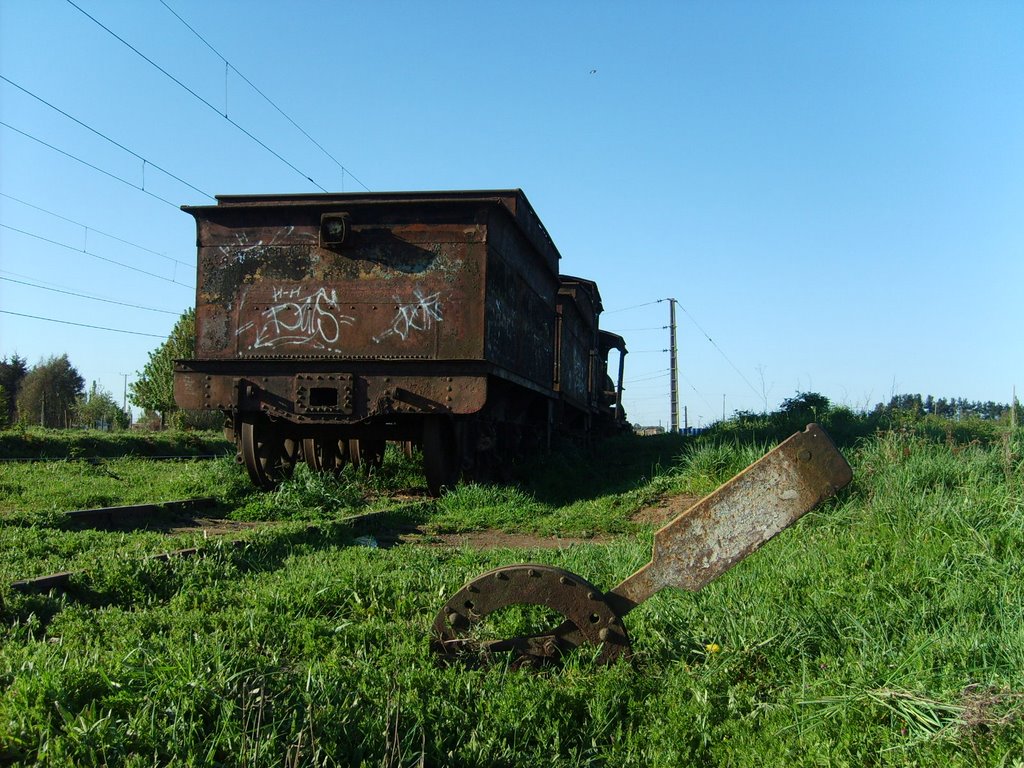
[353, 535, 378, 548]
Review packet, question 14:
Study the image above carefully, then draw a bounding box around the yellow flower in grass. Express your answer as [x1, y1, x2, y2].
[705, 642, 721, 654]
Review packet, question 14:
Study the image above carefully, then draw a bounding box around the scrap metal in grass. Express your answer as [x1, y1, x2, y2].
[431, 423, 853, 667]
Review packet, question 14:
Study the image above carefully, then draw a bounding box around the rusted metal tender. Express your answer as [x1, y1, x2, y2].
[174, 190, 626, 493]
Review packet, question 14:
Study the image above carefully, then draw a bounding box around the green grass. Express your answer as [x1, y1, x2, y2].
[0, 427, 233, 460]
[1, 423, 1022, 766]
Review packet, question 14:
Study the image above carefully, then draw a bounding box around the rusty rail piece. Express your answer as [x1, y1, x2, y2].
[431, 423, 853, 666]
[64, 498, 217, 527]
[8, 503, 425, 598]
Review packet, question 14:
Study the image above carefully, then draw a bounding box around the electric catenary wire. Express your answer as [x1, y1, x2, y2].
[0, 75, 215, 202]
[0, 276, 182, 316]
[0, 310, 165, 339]
[1, 223, 194, 289]
[157, 0, 369, 192]
[674, 300, 763, 404]
[1, 193, 192, 269]
[609, 295, 763, 408]
[65, 0, 329, 192]
[604, 299, 666, 314]
[0, 121, 180, 209]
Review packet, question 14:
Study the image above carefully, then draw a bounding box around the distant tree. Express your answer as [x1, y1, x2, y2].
[779, 392, 830, 419]
[0, 354, 29, 425]
[76, 381, 131, 430]
[129, 309, 195, 428]
[16, 355, 85, 428]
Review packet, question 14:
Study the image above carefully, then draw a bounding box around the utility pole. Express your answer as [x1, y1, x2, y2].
[668, 298, 679, 434]
[120, 373, 128, 411]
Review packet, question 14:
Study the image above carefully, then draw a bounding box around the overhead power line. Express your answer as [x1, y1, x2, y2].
[626, 370, 670, 384]
[157, 0, 369, 192]
[611, 294, 763, 409]
[0, 310, 165, 339]
[0, 120, 179, 209]
[1, 223, 194, 289]
[0, 75, 215, 202]
[65, 0, 329, 192]
[605, 298, 667, 314]
[1, 192, 192, 269]
[675, 301, 763, 402]
[0, 276, 182, 315]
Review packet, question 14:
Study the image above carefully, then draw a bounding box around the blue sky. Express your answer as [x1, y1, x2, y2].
[1, 1, 1021, 428]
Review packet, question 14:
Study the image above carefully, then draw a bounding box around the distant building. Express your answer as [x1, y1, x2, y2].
[634, 425, 665, 436]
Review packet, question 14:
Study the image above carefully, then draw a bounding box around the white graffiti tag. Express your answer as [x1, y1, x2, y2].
[218, 227, 296, 262]
[238, 287, 355, 351]
[374, 289, 443, 343]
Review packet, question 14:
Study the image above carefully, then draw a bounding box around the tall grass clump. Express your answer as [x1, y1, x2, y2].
[233, 465, 368, 521]
[431, 483, 547, 532]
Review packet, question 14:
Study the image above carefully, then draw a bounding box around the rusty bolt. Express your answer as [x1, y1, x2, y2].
[799, 449, 812, 462]
[598, 628, 611, 641]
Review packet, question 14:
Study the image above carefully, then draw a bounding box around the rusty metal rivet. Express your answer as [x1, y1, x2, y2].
[587, 591, 597, 600]
[528, 568, 538, 577]
[468, 585, 478, 593]
[598, 628, 610, 641]
[559, 576, 572, 585]
[447, 612, 461, 625]
[495, 572, 508, 581]
[798, 449, 812, 462]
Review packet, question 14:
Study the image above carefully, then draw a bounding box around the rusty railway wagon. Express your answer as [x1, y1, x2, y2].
[173, 190, 627, 494]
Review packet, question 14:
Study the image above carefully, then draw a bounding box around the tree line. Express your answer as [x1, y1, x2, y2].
[0, 309, 203, 431]
[0, 353, 129, 430]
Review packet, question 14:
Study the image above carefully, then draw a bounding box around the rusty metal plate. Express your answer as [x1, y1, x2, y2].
[430, 423, 853, 667]
[609, 423, 852, 614]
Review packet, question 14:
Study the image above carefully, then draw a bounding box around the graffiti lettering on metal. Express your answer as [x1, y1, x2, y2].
[237, 287, 355, 352]
[374, 288, 443, 343]
[218, 228, 297, 263]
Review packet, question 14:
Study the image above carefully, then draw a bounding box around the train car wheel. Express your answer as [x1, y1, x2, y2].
[363, 440, 386, 470]
[303, 437, 349, 475]
[348, 439, 386, 473]
[241, 421, 298, 490]
[423, 417, 460, 496]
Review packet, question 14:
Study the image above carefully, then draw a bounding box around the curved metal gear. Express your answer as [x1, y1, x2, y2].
[430, 564, 630, 667]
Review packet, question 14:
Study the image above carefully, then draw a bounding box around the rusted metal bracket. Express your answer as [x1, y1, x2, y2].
[431, 423, 852, 666]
